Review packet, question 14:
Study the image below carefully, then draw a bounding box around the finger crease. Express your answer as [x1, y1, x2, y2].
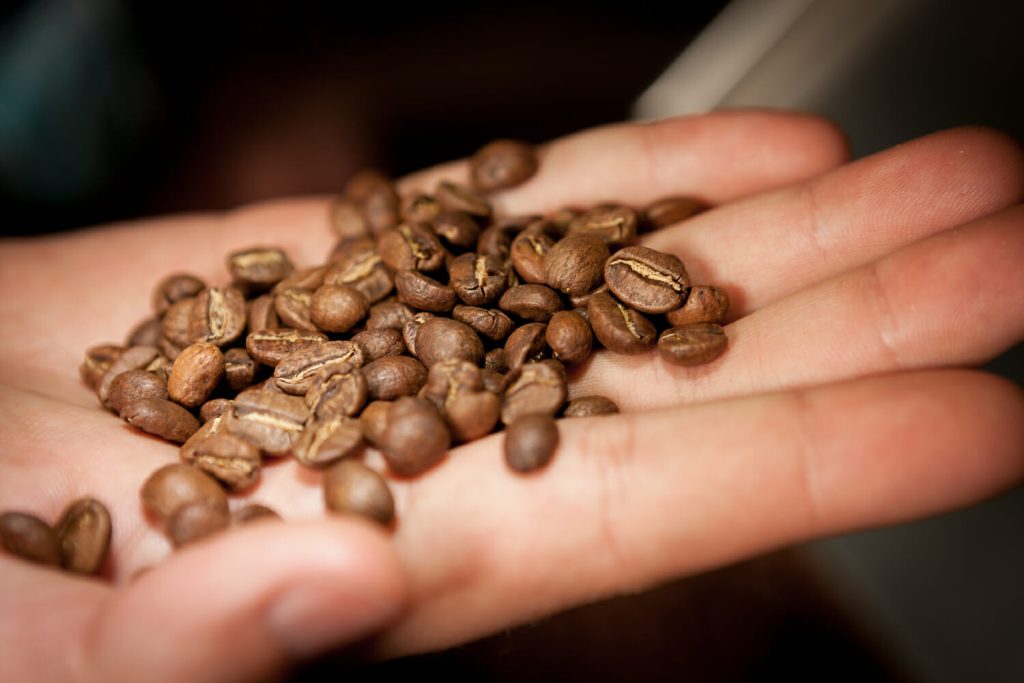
[865, 259, 906, 370]
[790, 389, 826, 533]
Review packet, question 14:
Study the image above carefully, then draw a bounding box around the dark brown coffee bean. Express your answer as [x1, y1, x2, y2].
[501, 359, 567, 425]
[55, 498, 111, 575]
[200, 398, 234, 423]
[510, 231, 554, 284]
[395, 270, 456, 312]
[402, 192, 442, 224]
[414, 317, 484, 369]
[545, 310, 593, 363]
[183, 433, 261, 491]
[483, 350, 508, 376]
[233, 504, 282, 524]
[665, 285, 730, 326]
[498, 284, 562, 322]
[657, 323, 728, 367]
[604, 245, 690, 314]
[420, 359, 483, 408]
[567, 283, 608, 310]
[273, 340, 364, 395]
[274, 288, 316, 331]
[587, 291, 657, 354]
[476, 225, 512, 258]
[569, 205, 638, 246]
[360, 400, 392, 448]
[0, 512, 60, 566]
[642, 195, 706, 230]
[504, 414, 559, 473]
[310, 284, 368, 333]
[361, 177, 401, 236]
[152, 273, 205, 316]
[108, 370, 168, 416]
[306, 365, 368, 419]
[190, 287, 247, 347]
[564, 395, 620, 417]
[367, 300, 414, 331]
[378, 223, 446, 272]
[161, 297, 197, 347]
[123, 398, 201, 443]
[246, 328, 328, 366]
[274, 265, 327, 295]
[168, 342, 225, 407]
[81, 344, 123, 390]
[223, 348, 256, 392]
[470, 140, 538, 193]
[180, 413, 227, 462]
[97, 345, 160, 406]
[422, 359, 499, 442]
[448, 253, 508, 306]
[352, 327, 406, 361]
[295, 415, 364, 467]
[228, 247, 294, 290]
[324, 460, 395, 525]
[402, 311, 433, 356]
[325, 243, 394, 308]
[126, 317, 163, 348]
[432, 210, 480, 249]
[436, 181, 492, 220]
[226, 390, 308, 455]
[167, 500, 230, 547]
[362, 356, 428, 400]
[547, 207, 581, 232]
[544, 233, 609, 296]
[452, 305, 514, 341]
[380, 396, 450, 476]
[330, 198, 370, 239]
[141, 463, 229, 523]
[504, 322, 549, 370]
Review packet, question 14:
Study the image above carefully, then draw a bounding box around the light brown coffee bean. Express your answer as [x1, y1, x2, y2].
[436, 181, 492, 220]
[190, 287, 247, 347]
[273, 341, 364, 395]
[0, 512, 60, 566]
[504, 413, 559, 472]
[226, 390, 308, 455]
[498, 284, 563, 322]
[183, 433, 261, 491]
[501, 359, 567, 425]
[228, 247, 293, 290]
[246, 296, 279, 336]
[126, 317, 163, 348]
[324, 241, 393, 304]
[274, 288, 316, 331]
[81, 344, 123, 390]
[402, 192, 442, 224]
[360, 400, 392, 448]
[233, 504, 282, 524]
[361, 176, 401, 236]
[569, 205, 638, 246]
[141, 463, 229, 523]
[200, 398, 233, 422]
[432, 210, 480, 249]
[306, 365, 368, 419]
[309, 284, 368, 333]
[324, 460, 395, 525]
[295, 415, 364, 467]
[168, 342, 225, 408]
[642, 195, 706, 230]
[448, 253, 509, 306]
[362, 356, 428, 400]
[152, 273, 205, 316]
[378, 223, 446, 272]
[97, 345, 161, 406]
[180, 413, 227, 462]
[510, 231, 554, 284]
[395, 270, 456, 312]
[665, 285, 730, 326]
[544, 233, 609, 296]
[167, 500, 230, 547]
[274, 265, 328, 294]
[108, 370, 168, 416]
[414, 317, 485, 369]
[470, 139, 538, 193]
[123, 398, 201, 443]
[477, 225, 512, 258]
[330, 198, 370, 239]
[422, 359, 500, 442]
[161, 297, 197, 348]
[452, 305, 514, 341]
[366, 300, 414, 331]
[56, 498, 111, 575]
[504, 322, 549, 370]
[587, 290, 657, 354]
[657, 323, 728, 367]
[380, 396, 450, 476]
[564, 395, 619, 417]
[246, 328, 328, 366]
[351, 328, 405, 361]
[545, 310, 593, 363]
[223, 348, 256, 392]
[604, 245, 690, 314]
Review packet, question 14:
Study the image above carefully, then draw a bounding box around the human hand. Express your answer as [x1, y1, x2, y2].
[1, 110, 1022, 680]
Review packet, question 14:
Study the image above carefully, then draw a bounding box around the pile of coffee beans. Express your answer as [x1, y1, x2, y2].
[4, 138, 731, 568]
[0, 498, 111, 574]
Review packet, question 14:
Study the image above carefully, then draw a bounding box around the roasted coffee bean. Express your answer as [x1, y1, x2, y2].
[324, 246, 394, 305]
[351, 328, 405, 361]
[223, 348, 256, 391]
[395, 270, 456, 312]
[324, 460, 394, 525]
[161, 298, 196, 347]
[402, 192, 442, 224]
[545, 310, 593, 363]
[448, 253, 508, 306]
[345, 169, 390, 202]
[362, 356, 428, 400]
[228, 247, 293, 290]
[273, 340, 364, 395]
[665, 285, 730, 326]
[484, 350, 508, 375]
[436, 181, 492, 220]
[152, 273, 205, 316]
[123, 398, 201, 443]
[274, 288, 316, 331]
[144, 354, 172, 383]
[657, 323, 728, 367]
[310, 284, 368, 333]
[402, 311, 433, 356]
[504, 322, 549, 370]
[97, 345, 160, 406]
[360, 400, 392, 448]
[470, 140, 538, 193]
[55, 498, 111, 574]
[544, 233, 609, 295]
[548, 207, 580, 233]
[190, 287, 247, 346]
[366, 300, 414, 331]
[569, 205, 638, 246]
[414, 317, 484, 368]
[126, 317, 163, 348]
[330, 198, 370, 239]
[452, 305, 514, 341]
[587, 290, 657, 354]
[248, 295, 280, 333]
[476, 225, 512, 258]
[510, 231, 554, 284]
[380, 396, 450, 476]
[183, 433, 261, 491]
[226, 390, 308, 455]
[274, 265, 327, 294]
[295, 415, 364, 466]
[498, 284, 562, 322]
[306, 365, 367, 419]
[568, 283, 608, 310]
[432, 210, 480, 249]
[81, 344, 123, 390]
[423, 360, 499, 442]
[141, 463, 229, 523]
[168, 342, 225, 407]
[501, 359, 567, 424]
[361, 176, 401, 236]
[421, 359, 483, 408]
[563, 395, 619, 417]
[180, 413, 227, 462]
[504, 413, 559, 473]
[604, 246, 690, 314]
[167, 500, 230, 547]
[108, 370, 168, 416]
[246, 328, 328, 366]
[378, 223, 446, 272]
[200, 398, 233, 422]
[233, 504, 282, 524]
[642, 195, 706, 230]
[0, 512, 60, 566]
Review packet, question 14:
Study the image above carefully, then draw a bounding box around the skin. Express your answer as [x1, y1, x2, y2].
[1, 110, 1023, 681]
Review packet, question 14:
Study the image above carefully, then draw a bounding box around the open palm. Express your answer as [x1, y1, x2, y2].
[2, 110, 1023, 683]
